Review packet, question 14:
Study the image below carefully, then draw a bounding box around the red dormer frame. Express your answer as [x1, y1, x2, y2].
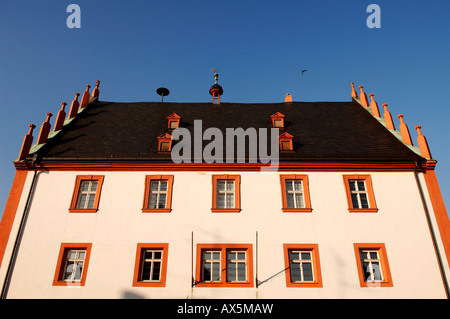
[270, 112, 285, 128]
[279, 132, 294, 151]
[157, 133, 172, 152]
[166, 113, 181, 130]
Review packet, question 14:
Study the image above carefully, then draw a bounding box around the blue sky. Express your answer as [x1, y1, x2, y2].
[1, 0, 449, 217]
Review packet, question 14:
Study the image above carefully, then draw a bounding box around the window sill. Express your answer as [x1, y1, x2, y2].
[68, 209, 98, 213]
[211, 208, 241, 213]
[141, 208, 172, 213]
[286, 281, 323, 288]
[132, 281, 166, 287]
[348, 208, 378, 213]
[195, 282, 253, 288]
[53, 280, 84, 287]
[282, 208, 313, 213]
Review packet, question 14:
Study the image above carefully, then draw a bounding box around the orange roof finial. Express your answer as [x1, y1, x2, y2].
[369, 93, 381, 117]
[80, 85, 91, 108]
[359, 85, 369, 107]
[415, 125, 432, 159]
[382, 103, 395, 130]
[91, 80, 100, 98]
[18, 124, 36, 160]
[285, 94, 293, 103]
[54, 102, 67, 131]
[68, 93, 80, 119]
[350, 82, 358, 98]
[397, 114, 413, 145]
[37, 113, 53, 144]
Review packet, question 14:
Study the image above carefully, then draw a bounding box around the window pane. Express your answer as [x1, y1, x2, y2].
[204, 252, 211, 260]
[370, 252, 378, 259]
[226, 193, 235, 208]
[237, 263, 246, 281]
[301, 252, 311, 260]
[227, 263, 236, 282]
[159, 181, 168, 191]
[87, 194, 95, 209]
[357, 181, 366, 191]
[154, 251, 162, 259]
[203, 263, 211, 281]
[285, 180, 293, 191]
[290, 263, 301, 282]
[349, 181, 356, 192]
[237, 252, 246, 260]
[295, 193, 304, 208]
[281, 141, 291, 150]
[363, 262, 371, 281]
[152, 262, 161, 281]
[160, 142, 170, 151]
[351, 194, 359, 208]
[226, 181, 234, 191]
[217, 193, 225, 208]
[80, 181, 89, 192]
[74, 262, 83, 280]
[90, 181, 98, 192]
[149, 193, 158, 208]
[302, 263, 313, 281]
[142, 261, 151, 280]
[212, 252, 220, 260]
[158, 194, 167, 208]
[217, 180, 226, 191]
[294, 181, 302, 191]
[286, 193, 295, 208]
[290, 251, 300, 260]
[372, 262, 382, 280]
[64, 262, 74, 280]
[274, 119, 282, 127]
[212, 262, 221, 281]
[76, 194, 87, 208]
[150, 181, 159, 191]
[78, 252, 85, 259]
[360, 193, 369, 208]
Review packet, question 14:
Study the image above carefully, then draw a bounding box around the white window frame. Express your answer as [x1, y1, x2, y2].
[76, 180, 98, 209]
[202, 250, 222, 282]
[216, 180, 235, 209]
[288, 250, 314, 282]
[348, 179, 370, 209]
[360, 249, 384, 282]
[285, 179, 305, 209]
[148, 180, 169, 209]
[63, 249, 86, 282]
[227, 251, 247, 282]
[140, 249, 163, 282]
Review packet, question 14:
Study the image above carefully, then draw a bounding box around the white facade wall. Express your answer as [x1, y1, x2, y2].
[1, 169, 448, 299]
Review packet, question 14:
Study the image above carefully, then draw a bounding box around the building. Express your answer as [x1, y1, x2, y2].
[0, 77, 449, 299]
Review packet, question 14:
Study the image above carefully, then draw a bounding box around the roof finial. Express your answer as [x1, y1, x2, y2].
[415, 125, 432, 159]
[369, 93, 381, 117]
[209, 71, 223, 104]
[18, 124, 36, 160]
[350, 82, 358, 98]
[80, 85, 91, 108]
[359, 85, 369, 107]
[382, 103, 395, 130]
[397, 114, 413, 145]
[54, 102, 67, 131]
[92, 80, 100, 98]
[68, 93, 80, 119]
[37, 113, 53, 144]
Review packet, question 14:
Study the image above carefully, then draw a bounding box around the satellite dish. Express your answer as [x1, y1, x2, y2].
[156, 87, 170, 102]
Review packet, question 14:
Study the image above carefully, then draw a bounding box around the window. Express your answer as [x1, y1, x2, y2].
[279, 132, 294, 151]
[195, 244, 254, 287]
[280, 175, 312, 212]
[133, 244, 169, 287]
[270, 112, 285, 128]
[211, 175, 241, 213]
[343, 175, 378, 212]
[53, 243, 92, 286]
[157, 133, 172, 152]
[142, 175, 174, 213]
[354, 243, 393, 287]
[69, 175, 104, 213]
[283, 244, 322, 287]
[166, 113, 181, 130]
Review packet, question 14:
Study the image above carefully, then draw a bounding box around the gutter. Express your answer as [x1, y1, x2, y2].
[1, 156, 38, 299]
[414, 162, 450, 298]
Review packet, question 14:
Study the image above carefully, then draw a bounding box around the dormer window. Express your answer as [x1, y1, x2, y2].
[157, 133, 172, 152]
[270, 112, 285, 128]
[166, 113, 181, 130]
[279, 132, 294, 151]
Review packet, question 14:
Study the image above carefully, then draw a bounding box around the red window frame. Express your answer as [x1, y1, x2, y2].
[353, 243, 393, 287]
[279, 174, 312, 212]
[342, 175, 378, 213]
[211, 175, 241, 213]
[195, 244, 254, 288]
[157, 133, 172, 152]
[142, 175, 174, 213]
[52, 243, 92, 287]
[283, 244, 323, 288]
[69, 175, 104, 213]
[270, 112, 285, 128]
[279, 132, 294, 151]
[132, 243, 169, 287]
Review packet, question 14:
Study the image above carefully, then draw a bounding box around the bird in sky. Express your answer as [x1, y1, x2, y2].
[301, 69, 307, 76]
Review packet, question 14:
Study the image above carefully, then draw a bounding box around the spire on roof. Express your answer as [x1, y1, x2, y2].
[18, 124, 36, 160]
[350, 82, 358, 98]
[369, 93, 381, 117]
[37, 113, 53, 144]
[382, 103, 395, 131]
[209, 72, 223, 104]
[92, 80, 100, 98]
[54, 102, 67, 132]
[397, 114, 413, 145]
[359, 85, 369, 107]
[415, 125, 432, 159]
[80, 85, 91, 108]
[68, 93, 80, 119]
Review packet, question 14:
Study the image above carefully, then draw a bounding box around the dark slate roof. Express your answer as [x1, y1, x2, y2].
[32, 100, 425, 164]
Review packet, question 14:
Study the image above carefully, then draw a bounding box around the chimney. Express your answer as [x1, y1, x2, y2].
[382, 104, 395, 130]
[80, 85, 91, 108]
[92, 80, 100, 98]
[359, 85, 369, 107]
[37, 113, 53, 144]
[369, 93, 381, 117]
[18, 124, 36, 160]
[415, 125, 432, 159]
[54, 102, 67, 131]
[285, 94, 293, 103]
[68, 93, 80, 119]
[397, 114, 413, 145]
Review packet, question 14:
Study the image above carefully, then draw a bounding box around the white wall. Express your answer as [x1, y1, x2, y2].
[2, 169, 448, 299]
